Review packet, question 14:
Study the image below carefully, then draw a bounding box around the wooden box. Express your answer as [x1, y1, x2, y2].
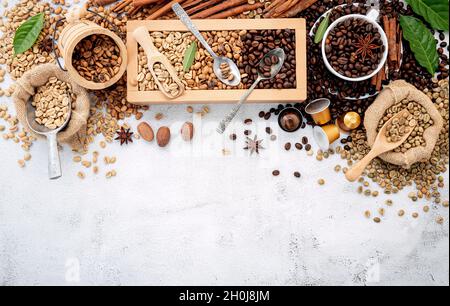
[126, 18, 306, 105]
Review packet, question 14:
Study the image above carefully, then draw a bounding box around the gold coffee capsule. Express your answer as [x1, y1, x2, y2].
[313, 124, 340, 150]
[305, 98, 332, 126]
[337, 112, 361, 132]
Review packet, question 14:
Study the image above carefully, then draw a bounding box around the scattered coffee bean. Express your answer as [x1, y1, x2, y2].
[285, 143, 291, 151]
[305, 144, 312, 151]
[295, 143, 303, 150]
[272, 170, 280, 176]
[294, 172, 301, 178]
[302, 136, 308, 145]
[230, 134, 237, 141]
[244, 119, 253, 125]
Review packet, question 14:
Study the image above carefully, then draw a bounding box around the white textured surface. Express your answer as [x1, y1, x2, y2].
[0, 1, 449, 286]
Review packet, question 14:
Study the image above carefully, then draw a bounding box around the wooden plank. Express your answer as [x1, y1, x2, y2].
[127, 18, 307, 105]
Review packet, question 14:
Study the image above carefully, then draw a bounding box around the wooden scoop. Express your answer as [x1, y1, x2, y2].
[345, 109, 416, 182]
[133, 26, 185, 99]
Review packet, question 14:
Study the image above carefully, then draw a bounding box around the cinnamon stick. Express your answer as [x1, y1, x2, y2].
[191, 0, 247, 19]
[266, 0, 301, 18]
[389, 18, 398, 64]
[133, 0, 161, 8]
[186, 0, 223, 16]
[278, 0, 319, 18]
[207, 2, 265, 19]
[146, 0, 187, 20]
[94, 0, 119, 6]
[376, 65, 386, 91]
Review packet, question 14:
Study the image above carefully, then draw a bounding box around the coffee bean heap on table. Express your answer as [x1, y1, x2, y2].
[325, 18, 385, 79]
[260, 0, 448, 123]
[240, 29, 296, 89]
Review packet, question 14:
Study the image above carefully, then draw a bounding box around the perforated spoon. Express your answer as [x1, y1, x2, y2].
[25, 99, 72, 180]
[345, 109, 416, 182]
[217, 48, 286, 134]
[172, 3, 241, 87]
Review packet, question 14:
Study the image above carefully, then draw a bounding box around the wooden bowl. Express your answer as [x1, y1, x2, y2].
[58, 21, 127, 90]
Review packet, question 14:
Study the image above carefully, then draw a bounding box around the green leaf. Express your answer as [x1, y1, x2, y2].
[314, 15, 330, 44]
[406, 0, 449, 31]
[183, 42, 197, 72]
[399, 15, 439, 75]
[13, 13, 45, 55]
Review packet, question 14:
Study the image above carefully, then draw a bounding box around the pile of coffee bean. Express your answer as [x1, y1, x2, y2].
[240, 29, 296, 89]
[325, 18, 385, 79]
[378, 100, 433, 152]
[259, 54, 280, 78]
[72, 34, 122, 83]
[219, 62, 234, 82]
[384, 111, 415, 144]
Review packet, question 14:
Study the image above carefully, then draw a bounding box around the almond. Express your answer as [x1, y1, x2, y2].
[137, 122, 154, 142]
[157, 126, 171, 147]
[181, 122, 194, 142]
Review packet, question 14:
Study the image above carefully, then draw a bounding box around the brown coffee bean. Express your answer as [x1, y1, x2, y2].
[305, 144, 312, 151]
[285, 143, 291, 150]
[302, 136, 308, 145]
[272, 170, 280, 176]
[265, 127, 272, 134]
[244, 119, 253, 125]
[230, 134, 237, 141]
[294, 172, 301, 178]
[244, 130, 252, 136]
[295, 143, 303, 150]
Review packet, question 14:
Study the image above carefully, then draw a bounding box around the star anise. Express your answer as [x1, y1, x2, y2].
[244, 135, 264, 155]
[38, 37, 53, 53]
[115, 127, 133, 146]
[354, 34, 381, 62]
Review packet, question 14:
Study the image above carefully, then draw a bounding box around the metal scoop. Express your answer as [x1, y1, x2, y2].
[25, 99, 72, 180]
[217, 48, 286, 134]
[172, 3, 241, 87]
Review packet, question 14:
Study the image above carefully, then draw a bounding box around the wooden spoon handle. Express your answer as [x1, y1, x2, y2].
[345, 150, 378, 182]
[133, 26, 159, 57]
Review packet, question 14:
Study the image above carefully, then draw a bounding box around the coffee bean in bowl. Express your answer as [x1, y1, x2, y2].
[323, 16, 387, 81]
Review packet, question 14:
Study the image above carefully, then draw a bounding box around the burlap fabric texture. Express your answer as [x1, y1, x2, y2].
[13, 63, 90, 151]
[365, 80, 443, 168]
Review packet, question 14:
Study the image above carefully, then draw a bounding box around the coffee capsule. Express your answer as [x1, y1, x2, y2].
[313, 124, 340, 150]
[305, 98, 332, 126]
[337, 111, 361, 132]
[278, 107, 303, 133]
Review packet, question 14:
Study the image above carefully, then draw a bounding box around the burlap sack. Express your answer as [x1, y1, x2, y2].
[13, 64, 90, 151]
[365, 80, 444, 168]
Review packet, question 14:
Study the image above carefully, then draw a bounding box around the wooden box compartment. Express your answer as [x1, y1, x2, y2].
[126, 18, 306, 105]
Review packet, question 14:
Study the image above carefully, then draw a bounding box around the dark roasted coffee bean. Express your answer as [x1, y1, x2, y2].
[265, 127, 272, 134]
[259, 111, 266, 118]
[272, 170, 280, 176]
[302, 136, 308, 145]
[230, 134, 237, 141]
[285, 142, 292, 150]
[344, 145, 351, 151]
[264, 112, 271, 120]
[305, 144, 312, 151]
[244, 119, 253, 125]
[244, 130, 252, 136]
[294, 172, 301, 178]
[295, 143, 303, 150]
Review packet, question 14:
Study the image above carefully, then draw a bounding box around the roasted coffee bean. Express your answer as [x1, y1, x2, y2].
[302, 136, 308, 145]
[295, 143, 303, 150]
[259, 111, 266, 118]
[294, 171, 301, 178]
[305, 144, 312, 151]
[240, 29, 296, 90]
[285, 142, 292, 150]
[244, 130, 252, 136]
[272, 170, 280, 176]
[266, 127, 272, 134]
[244, 119, 253, 125]
[264, 112, 271, 120]
[325, 17, 385, 79]
[230, 134, 237, 141]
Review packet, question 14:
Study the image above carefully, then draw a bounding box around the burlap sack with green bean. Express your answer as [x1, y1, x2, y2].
[365, 80, 444, 168]
[13, 63, 90, 151]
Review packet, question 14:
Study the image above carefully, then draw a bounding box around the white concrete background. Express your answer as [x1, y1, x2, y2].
[0, 0, 449, 286]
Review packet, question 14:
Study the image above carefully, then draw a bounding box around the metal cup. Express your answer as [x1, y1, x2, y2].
[305, 98, 332, 126]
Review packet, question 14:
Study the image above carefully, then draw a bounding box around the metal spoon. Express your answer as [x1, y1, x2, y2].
[217, 48, 286, 134]
[25, 99, 72, 180]
[172, 3, 241, 87]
